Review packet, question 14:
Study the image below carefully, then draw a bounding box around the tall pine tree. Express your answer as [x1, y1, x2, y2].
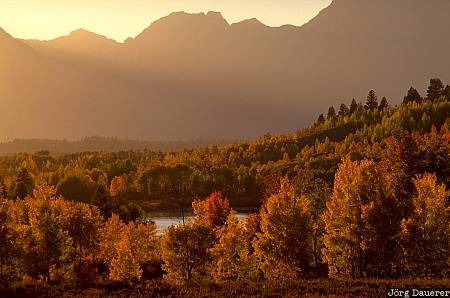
[365, 90, 378, 110]
[426, 78, 444, 100]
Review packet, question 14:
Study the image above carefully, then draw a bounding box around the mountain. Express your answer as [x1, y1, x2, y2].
[2, 0, 450, 141]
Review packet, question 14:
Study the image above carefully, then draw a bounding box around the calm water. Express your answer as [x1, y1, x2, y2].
[146, 208, 256, 234]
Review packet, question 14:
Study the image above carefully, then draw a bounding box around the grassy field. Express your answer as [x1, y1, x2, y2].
[2, 278, 449, 298]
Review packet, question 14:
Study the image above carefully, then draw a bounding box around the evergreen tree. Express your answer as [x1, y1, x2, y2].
[317, 114, 325, 124]
[426, 78, 444, 100]
[365, 90, 378, 110]
[338, 103, 350, 117]
[379, 97, 389, 111]
[349, 98, 358, 115]
[443, 84, 450, 100]
[403, 86, 422, 104]
[327, 106, 336, 120]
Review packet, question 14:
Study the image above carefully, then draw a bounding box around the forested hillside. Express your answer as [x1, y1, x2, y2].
[0, 79, 449, 297]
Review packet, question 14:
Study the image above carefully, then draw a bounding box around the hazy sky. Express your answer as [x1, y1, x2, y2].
[0, 0, 332, 42]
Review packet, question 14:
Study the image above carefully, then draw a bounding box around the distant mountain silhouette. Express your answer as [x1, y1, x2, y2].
[1, 0, 450, 141]
[0, 136, 233, 155]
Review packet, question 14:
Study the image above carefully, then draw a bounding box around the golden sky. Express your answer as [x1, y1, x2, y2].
[0, 0, 332, 42]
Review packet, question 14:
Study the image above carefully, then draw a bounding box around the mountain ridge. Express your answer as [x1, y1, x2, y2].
[1, 0, 449, 141]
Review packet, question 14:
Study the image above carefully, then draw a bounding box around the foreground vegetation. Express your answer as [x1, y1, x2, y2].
[0, 79, 449, 297]
[2, 279, 450, 298]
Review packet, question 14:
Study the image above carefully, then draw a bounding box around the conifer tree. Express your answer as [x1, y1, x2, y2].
[349, 98, 358, 115]
[365, 90, 378, 110]
[443, 84, 450, 100]
[403, 87, 422, 104]
[327, 106, 336, 120]
[338, 103, 350, 117]
[317, 114, 325, 124]
[426, 78, 444, 100]
[379, 97, 389, 111]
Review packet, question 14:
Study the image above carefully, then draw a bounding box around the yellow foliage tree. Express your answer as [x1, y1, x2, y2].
[254, 178, 314, 279]
[401, 173, 450, 277]
[209, 211, 259, 281]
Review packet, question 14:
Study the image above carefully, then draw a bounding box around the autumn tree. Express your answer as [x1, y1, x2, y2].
[161, 222, 215, 282]
[99, 214, 126, 266]
[0, 182, 7, 200]
[365, 90, 378, 110]
[254, 178, 314, 279]
[192, 191, 231, 228]
[403, 86, 422, 104]
[426, 78, 444, 100]
[23, 198, 75, 282]
[58, 200, 103, 280]
[110, 175, 127, 198]
[0, 201, 20, 283]
[109, 222, 157, 284]
[293, 170, 330, 273]
[323, 157, 402, 278]
[209, 211, 259, 281]
[400, 174, 450, 277]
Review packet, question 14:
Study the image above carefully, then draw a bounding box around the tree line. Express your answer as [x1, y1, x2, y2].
[0, 78, 449, 290]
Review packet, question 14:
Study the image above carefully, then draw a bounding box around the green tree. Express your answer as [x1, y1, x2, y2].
[426, 78, 444, 100]
[365, 90, 378, 110]
[317, 114, 325, 124]
[403, 87, 422, 104]
[338, 103, 350, 117]
[327, 106, 336, 120]
[443, 84, 450, 100]
[349, 98, 358, 115]
[379, 97, 389, 111]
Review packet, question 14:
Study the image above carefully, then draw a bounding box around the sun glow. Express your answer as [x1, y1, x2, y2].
[0, 0, 331, 42]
